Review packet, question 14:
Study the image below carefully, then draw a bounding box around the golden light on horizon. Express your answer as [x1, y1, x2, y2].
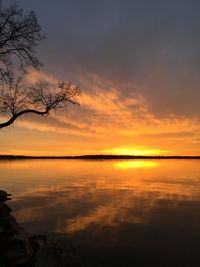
[113, 160, 158, 170]
[102, 146, 171, 156]
[1, 70, 199, 157]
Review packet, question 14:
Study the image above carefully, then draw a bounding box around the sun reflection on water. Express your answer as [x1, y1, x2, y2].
[113, 160, 158, 169]
[2, 159, 200, 235]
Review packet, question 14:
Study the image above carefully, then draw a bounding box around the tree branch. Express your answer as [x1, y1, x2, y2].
[0, 3, 44, 82]
[0, 108, 49, 129]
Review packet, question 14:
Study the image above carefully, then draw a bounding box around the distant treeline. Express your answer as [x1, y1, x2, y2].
[0, 155, 200, 160]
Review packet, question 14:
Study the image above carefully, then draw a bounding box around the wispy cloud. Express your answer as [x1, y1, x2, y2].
[1, 69, 200, 155]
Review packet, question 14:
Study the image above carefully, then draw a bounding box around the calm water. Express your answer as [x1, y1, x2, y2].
[1, 159, 200, 266]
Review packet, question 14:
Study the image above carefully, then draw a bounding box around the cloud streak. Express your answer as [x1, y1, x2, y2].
[1, 69, 200, 155]
[1, 0, 200, 155]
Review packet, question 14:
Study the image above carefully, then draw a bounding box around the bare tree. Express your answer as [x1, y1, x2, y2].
[0, 76, 81, 129]
[0, 3, 43, 83]
[0, 2, 81, 129]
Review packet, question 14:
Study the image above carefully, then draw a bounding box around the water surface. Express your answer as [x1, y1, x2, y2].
[1, 159, 200, 266]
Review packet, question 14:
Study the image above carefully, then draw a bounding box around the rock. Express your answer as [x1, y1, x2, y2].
[0, 191, 57, 267]
[0, 191, 34, 267]
[0, 231, 34, 266]
[0, 191, 11, 204]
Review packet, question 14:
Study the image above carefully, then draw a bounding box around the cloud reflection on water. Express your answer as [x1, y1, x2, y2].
[1, 159, 199, 236]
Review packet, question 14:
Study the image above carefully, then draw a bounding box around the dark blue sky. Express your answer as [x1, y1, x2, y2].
[6, 0, 199, 117]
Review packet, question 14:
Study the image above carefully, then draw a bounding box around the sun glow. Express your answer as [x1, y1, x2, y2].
[113, 160, 158, 169]
[102, 147, 169, 156]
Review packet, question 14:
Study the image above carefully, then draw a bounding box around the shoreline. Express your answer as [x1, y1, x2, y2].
[0, 155, 200, 160]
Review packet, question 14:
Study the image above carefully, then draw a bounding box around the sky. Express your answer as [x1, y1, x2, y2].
[1, 0, 200, 156]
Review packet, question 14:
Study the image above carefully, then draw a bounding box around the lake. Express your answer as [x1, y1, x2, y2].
[1, 159, 200, 266]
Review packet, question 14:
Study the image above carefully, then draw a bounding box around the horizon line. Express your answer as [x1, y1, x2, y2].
[0, 154, 200, 160]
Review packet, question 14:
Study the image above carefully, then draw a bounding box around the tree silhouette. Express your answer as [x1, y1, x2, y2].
[0, 76, 81, 129]
[0, 3, 43, 82]
[0, 2, 80, 129]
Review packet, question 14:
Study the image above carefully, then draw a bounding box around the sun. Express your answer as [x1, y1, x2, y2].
[102, 146, 168, 156]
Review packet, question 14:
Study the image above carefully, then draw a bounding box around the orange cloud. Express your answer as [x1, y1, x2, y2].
[1, 70, 200, 156]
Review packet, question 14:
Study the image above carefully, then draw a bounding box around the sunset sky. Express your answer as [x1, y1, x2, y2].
[1, 0, 200, 156]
